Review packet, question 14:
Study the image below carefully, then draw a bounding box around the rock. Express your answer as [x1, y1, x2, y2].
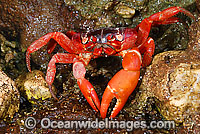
[115, 5, 135, 19]
[0, 0, 87, 69]
[0, 70, 20, 121]
[139, 50, 200, 124]
[0, 33, 26, 79]
[15, 70, 57, 104]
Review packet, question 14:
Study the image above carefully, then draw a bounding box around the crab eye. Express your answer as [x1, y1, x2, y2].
[116, 34, 123, 41]
[107, 34, 115, 41]
[89, 36, 97, 43]
[89, 36, 93, 42]
[82, 36, 88, 44]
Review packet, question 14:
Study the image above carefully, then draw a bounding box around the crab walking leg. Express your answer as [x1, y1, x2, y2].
[100, 48, 142, 118]
[26, 32, 77, 72]
[47, 31, 78, 54]
[46, 53, 100, 111]
[46, 53, 79, 101]
[138, 37, 155, 67]
[147, 6, 195, 22]
[136, 6, 195, 45]
[151, 17, 179, 26]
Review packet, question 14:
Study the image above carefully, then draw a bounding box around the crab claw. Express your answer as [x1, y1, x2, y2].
[100, 70, 140, 118]
[73, 62, 100, 112]
[77, 78, 100, 111]
[100, 48, 142, 118]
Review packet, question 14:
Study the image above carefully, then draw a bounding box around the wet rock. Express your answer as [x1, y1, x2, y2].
[0, 70, 20, 121]
[153, 23, 190, 53]
[0, 0, 87, 69]
[0, 33, 26, 79]
[15, 70, 56, 104]
[64, 0, 146, 27]
[138, 51, 200, 123]
[183, 114, 200, 133]
[145, 0, 195, 17]
[115, 5, 136, 19]
[0, 0, 85, 49]
[187, 15, 200, 56]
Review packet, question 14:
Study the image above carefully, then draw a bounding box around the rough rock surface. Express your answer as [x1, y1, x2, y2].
[15, 70, 56, 104]
[0, 70, 20, 120]
[139, 51, 200, 124]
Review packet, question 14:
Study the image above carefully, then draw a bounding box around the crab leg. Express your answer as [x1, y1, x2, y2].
[138, 37, 155, 67]
[26, 32, 80, 72]
[100, 48, 142, 118]
[147, 6, 195, 22]
[45, 53, 79, 101]
[136, 6, 195, 45]
[47, 31, 78, 54]
[46, 53, 100, 111]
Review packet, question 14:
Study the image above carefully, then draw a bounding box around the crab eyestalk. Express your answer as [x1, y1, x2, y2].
[100, 48, 142, 118]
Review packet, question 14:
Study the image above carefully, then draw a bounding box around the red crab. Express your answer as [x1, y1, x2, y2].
[26, 7, 195, 118]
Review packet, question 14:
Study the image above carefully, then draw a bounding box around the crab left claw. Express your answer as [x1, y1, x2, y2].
[73, 62, 101, 111]
[100, 48, 142, 118]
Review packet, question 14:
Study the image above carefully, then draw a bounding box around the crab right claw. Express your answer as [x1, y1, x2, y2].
[100, 48, 142, 118]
